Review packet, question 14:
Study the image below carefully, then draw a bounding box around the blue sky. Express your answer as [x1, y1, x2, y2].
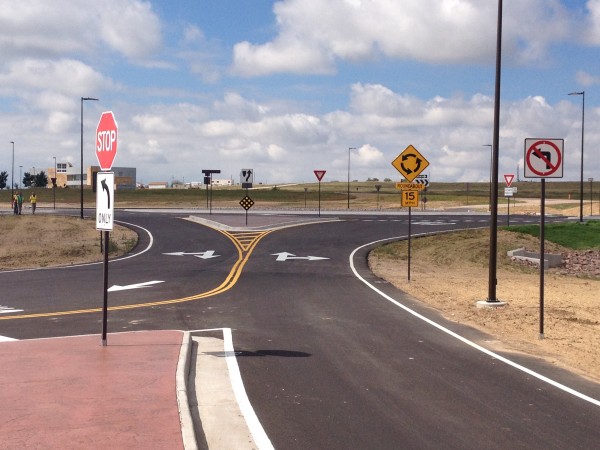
[1, 0, 599, 185]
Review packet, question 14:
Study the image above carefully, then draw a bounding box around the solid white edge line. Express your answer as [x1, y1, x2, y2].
[222, 327, 275, 450]
[349, 235, 600, 408]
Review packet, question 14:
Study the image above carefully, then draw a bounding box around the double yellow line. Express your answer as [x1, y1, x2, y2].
[0, 229, 272, 321]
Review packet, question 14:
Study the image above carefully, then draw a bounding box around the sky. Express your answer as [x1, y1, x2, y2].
[1, 0, 600, 186]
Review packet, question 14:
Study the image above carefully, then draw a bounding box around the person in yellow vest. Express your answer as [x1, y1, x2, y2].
[29, 192, 37, 214]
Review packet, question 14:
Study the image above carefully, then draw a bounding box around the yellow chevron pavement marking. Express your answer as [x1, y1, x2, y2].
[0, 229, 272, 321]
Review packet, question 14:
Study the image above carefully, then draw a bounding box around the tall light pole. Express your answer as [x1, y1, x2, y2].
[483, 144, 492, 211]
[10, 141, 14, 198]
[53, 156, 57, 210]
[568, 91, 585, 222]
[348, 147, 356, 209]
[19, 166, 22, 189]
[81, 96, 98, 219]
[589, 177, 594, 216]
[487, 0, 503, 304]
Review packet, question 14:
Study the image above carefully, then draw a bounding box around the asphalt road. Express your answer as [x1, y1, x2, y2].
[1, 209, 599, 449]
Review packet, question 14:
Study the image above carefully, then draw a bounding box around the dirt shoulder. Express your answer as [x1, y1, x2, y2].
[0, 215, 138, 270]
[369, 229, 600, 383]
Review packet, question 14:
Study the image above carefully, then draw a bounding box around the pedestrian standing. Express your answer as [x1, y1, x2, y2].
[29, 192, 37, 214]
[17, 192, 23, 215]
[12, 193, 18, 215]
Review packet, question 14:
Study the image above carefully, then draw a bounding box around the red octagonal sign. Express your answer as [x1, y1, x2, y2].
[96, 111, 118, 171]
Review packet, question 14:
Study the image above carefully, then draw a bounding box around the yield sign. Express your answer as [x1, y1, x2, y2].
[314, 170, 326, 181]
[504, 174, 514, 187]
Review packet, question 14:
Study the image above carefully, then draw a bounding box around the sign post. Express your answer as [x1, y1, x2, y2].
[95, 112, 118, 346]
[314, 170, 326, 217]
[202, 170, 221, 214]
[392, 145, 430, 281]
[524, 138, 564, 339]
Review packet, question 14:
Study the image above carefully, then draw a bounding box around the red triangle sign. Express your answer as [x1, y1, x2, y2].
[504, 174, 514, 187]
[314, 170, 326, 181]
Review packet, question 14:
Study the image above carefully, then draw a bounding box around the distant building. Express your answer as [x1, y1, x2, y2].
[148, 182, 168, 189]
[212, 178, 232, 186]
[46, 163, 136, 190]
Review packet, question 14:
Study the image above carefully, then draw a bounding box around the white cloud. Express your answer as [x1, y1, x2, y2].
[232, 0, 574, 76]
[0, 0, 162, 63]
[0, 59, 108, 103]
[583, 0, 600, 45]
[576, 70, 600, 86]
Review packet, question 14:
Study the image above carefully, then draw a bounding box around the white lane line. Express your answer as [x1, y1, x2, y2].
[222, 327, 275, 450]
[349, 236, 600, 408]
[0, 335, 17, 342]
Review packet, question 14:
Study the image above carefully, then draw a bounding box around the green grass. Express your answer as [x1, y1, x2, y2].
[1, 179, 596, 208]
[502, 221, 600, 250]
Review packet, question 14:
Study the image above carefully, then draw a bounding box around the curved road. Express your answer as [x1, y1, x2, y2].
[1, 210, 598, 449]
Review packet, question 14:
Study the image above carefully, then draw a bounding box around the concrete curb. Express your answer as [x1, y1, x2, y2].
[176, 331, 198, 450]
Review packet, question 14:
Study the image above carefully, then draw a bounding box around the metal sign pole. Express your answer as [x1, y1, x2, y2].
[318, 180, 321, 217]
[408, 206, 412, 281]
[102, 230, 109, 346]
[539, 179, 545, 339]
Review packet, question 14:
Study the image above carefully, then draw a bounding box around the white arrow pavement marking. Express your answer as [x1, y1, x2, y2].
[0, 306, 24, 314]
[163, 251, 220, 259]
[272, 252, 330, 262]
[108, 280, 165, 292]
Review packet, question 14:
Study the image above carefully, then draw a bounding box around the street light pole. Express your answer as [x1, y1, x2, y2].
[348, 147, 356, 209]
[19, 166, 22, 189]
[483, 144, 492, 211]
[81, 96, 98, 219]
[10, 141, 14, 198]
[568, 91, 585, 222]
[487, 0, 503, 304]
[53, 156, 57, 210]
[589, 178, 594, 216]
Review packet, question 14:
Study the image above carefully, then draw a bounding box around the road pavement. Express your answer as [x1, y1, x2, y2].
[1, 209, 598, 449]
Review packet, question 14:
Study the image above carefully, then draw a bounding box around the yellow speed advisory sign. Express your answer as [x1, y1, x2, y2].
[401, 190, 419, 207]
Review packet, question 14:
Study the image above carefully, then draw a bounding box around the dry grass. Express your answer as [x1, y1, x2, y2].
[0, 215, 138, 269]
[370, 230, 600, 383]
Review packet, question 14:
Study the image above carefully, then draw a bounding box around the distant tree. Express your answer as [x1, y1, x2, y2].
[384, 178, 391, 182]
[0, 171, 7, 189]
[34, 171, 48, 188]
[23, 172, 34, 187]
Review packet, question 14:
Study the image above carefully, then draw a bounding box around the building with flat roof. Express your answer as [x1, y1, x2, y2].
[47, 164, 136, 189]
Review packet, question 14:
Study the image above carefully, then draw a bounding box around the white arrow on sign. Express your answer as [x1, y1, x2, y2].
[272, 252, 329, 262]
[163, 250, 220, 259]
[0, 306, 24, 314]
[108, 280, 164, 292]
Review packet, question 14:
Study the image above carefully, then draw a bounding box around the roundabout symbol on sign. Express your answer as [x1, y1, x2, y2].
[524, 139, 563, 178]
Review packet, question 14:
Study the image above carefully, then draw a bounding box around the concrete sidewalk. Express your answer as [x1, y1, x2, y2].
[0, 331, 187, 450]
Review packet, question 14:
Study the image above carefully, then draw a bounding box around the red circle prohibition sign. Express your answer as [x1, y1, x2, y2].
[525, 140, 562, 177]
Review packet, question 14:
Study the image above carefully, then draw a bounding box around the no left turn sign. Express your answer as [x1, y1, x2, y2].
[524, 138, 564, 178]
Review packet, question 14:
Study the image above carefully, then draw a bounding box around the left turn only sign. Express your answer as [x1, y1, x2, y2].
[96, 172, 114, 231]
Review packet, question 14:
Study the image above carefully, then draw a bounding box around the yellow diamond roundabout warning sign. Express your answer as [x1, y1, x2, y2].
[392, 145, 430, 182]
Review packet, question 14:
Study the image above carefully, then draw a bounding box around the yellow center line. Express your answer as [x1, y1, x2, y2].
[0, 229, 273, 321]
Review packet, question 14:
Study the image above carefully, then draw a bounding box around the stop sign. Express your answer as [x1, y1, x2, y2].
[96, 111, 118, 170]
